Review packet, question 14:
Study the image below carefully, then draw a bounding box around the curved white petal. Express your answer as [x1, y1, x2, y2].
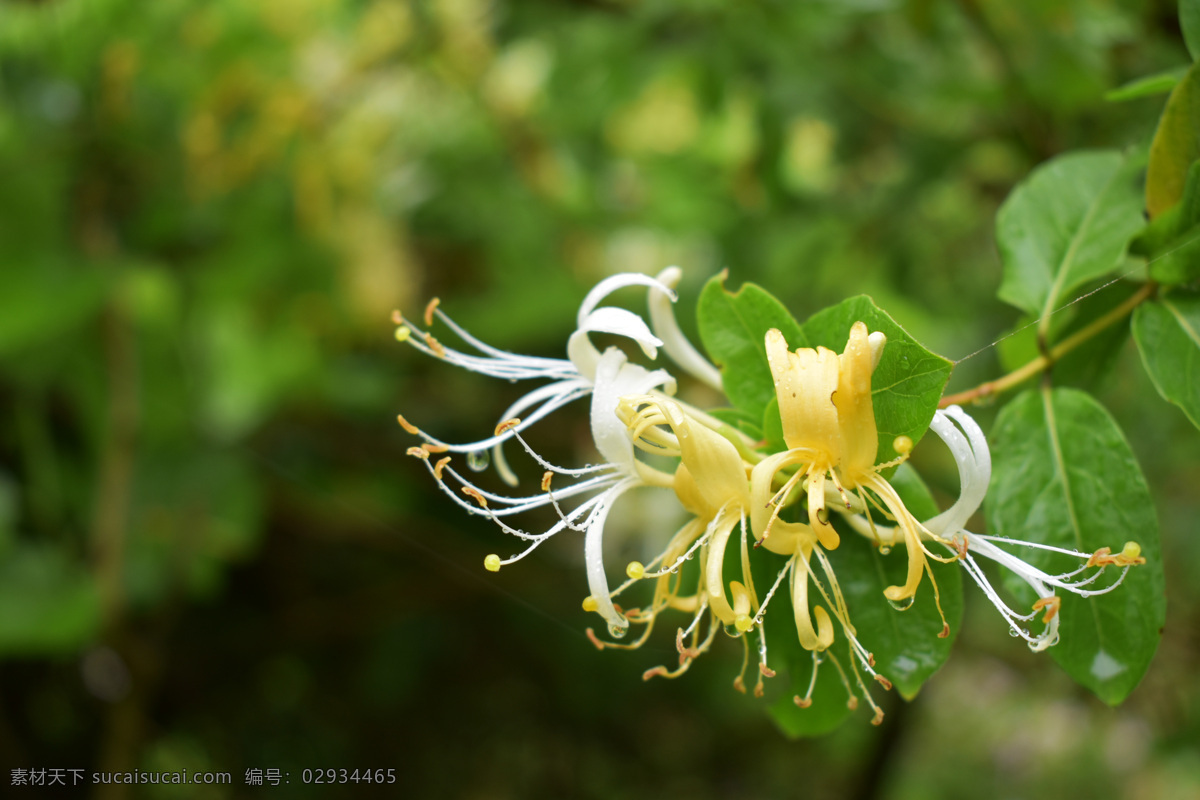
[925, 406, 990, 538]
[649, 267, 723, 391]
[577, 273, 675, 325]
[579, 307, 663, 359]
[589, 348, 674, 473]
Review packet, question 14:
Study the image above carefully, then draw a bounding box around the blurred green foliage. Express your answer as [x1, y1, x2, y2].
[1, 0, 1198, 797]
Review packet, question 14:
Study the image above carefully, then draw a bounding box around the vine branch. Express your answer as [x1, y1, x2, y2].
[939, 281, 1157, 408]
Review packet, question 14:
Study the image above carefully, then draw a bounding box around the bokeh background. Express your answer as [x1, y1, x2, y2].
[2, 0, 1198, 797]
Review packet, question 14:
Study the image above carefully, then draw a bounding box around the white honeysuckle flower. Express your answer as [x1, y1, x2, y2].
[924, 405, 1145, 652]
[395, 271, 723, 639]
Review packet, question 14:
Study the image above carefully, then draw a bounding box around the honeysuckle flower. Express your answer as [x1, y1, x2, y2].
[752, 322, 954, 615]
[394, 269, 724, 639]
[922, 405, 1145, 651]
[606, 394, 773, 691]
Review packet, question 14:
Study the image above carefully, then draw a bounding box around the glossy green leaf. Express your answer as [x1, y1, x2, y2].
[986, 389, 1165, 705]
[802, 296, 954, 464]
[1132, 290, 1200, 429]
[1104, 66, 1188, 102]
[697, 273, 807, 419]
[1147, 60, 1200, 218]
[997, 283, 1140, 391]
[1184, 0, 1200, 61]
[997, 150, 1145, 318]
[1132, 160, 1200, 285]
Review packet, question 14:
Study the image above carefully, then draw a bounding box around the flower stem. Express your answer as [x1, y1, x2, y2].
[939, 282, 1156, 408]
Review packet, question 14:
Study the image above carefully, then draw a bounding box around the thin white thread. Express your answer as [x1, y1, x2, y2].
[954, 226, 1200, 365]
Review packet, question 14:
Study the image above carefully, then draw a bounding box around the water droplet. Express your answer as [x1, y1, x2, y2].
[724, 624, 744, 638]
[887, 596, 914, 612]
[1008, 629, 1020, 637]
[685, 553, 694, 560]
[607, 622, 629, 639]
[467, 450, 490, 472]
[670, 567, 679, 574]
[879, 546, 891, 556]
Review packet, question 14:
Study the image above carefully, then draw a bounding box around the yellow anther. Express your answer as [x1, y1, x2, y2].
[406, 446, 428, 459]
[394, 325, 411, 343]
[875, 674, 893, 691]
[461, 486, 488, 508]
[424, 297, 441, 326]
[494, 418, 521, 436]
[734, 613, 754, 633]
[794, 696, 812, 708]
[1032, 595, 1061, 623]
[423, 443, 449, 454]
[433, 457, 451, 480]
[483, 554, 501, 572]
[893, 435, 913, 456]
[396, 414, 420, 435]
[581, 596, 599, 613]
[541, 471, 553, 492]
[391, 309, 404, 325]
[626, 561, 645, 580]
[424, 332, 446, 357]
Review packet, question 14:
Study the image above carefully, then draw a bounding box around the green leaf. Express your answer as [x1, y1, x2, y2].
[802, 296, 954, 464]
[986, 389, 1165, 705]
[696, 273, 807, 419]
[1184, 0, 1200, 61]
[997, 283, 1141, 391]
[1104, 66, 1189, 102]
[1131, 160, 1200, 285]
[831, 464, 962, 701]
[1147, 60, 1200, 218]
[997, 150, 1145, 318]
[1132, 290, 1200, 429]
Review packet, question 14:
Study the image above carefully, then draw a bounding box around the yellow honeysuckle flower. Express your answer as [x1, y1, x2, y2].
[753, 323, 953, 630]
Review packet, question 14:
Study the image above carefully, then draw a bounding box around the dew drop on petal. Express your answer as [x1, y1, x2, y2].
[879, 546, 891, 556]
[887, 596, 914, 612]
[607, 621, 629, 639]
[467, 450, 490, 472]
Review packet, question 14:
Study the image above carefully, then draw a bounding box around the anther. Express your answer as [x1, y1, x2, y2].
[1032, 595, 1061, 623]
[793, 696, 812, 708]
[541, 471, 553, 492]
[396, 414, 421, 435]
[871, 708, 885, 726]
[423, 443, 449, 454]
[390, 309, 404, 325]
[733, 676, 746, 694]
[461, 486, 488, 508]
[494, 418, 521, 436]
[433, 457, 451, 479]
[938, 622, 950, 639]
[875, 674, 893, 691]
[424, 297, 440, 326]
[406, 446, 428, 459]
[483, 554, 501, 572]
[424, 332, 446, 357]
